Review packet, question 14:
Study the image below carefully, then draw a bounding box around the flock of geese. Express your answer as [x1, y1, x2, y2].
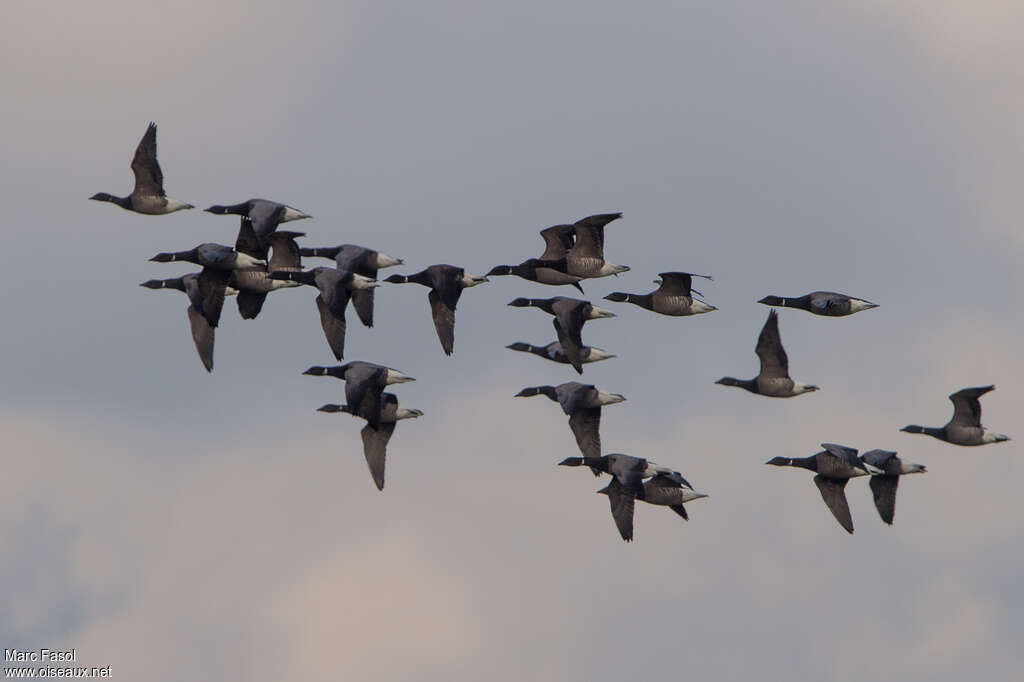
[92, 123, 1012, 542]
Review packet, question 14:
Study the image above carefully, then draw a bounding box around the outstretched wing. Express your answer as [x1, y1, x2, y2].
[186, 305, 215, 372]
[755, 310, 789, 379]
[316, 294, 348, 360]
[360, 422, 395, 491]
[948, 385, 994, 428]
[869, 475, 899, 525]
[428, 290, 456, 355]
[813, 475, 854, 534]
[130, 122, 164, 196]
[602, 478, 635, 542]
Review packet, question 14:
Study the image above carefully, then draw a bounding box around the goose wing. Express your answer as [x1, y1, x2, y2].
[316, 293, 349, 360]
[196, 267, 230, 328]
[813, 475, 854, 534]
[602, 478, 635, 542]
[130, 122, 164, 196]
[344, 365, 386, 430]
[335, 247, 377, 327]
[248, 202, 288, 241]
[568, 407, 602, 460]
[186, 305, 215, 372]
[236, 291, 267, 320]
[428, 290, 456, 355]
[538, 224, 575, 260]
[657, 272, 711, 297]
[267, 231, 304, 271]
[869, 475, 900, 525]
[553, 319, 584, 374]
[360, 422, 395, 491]
[948, 385, 994, 428]
[755, 310, 789, 379]
[234, 217, 268, 260]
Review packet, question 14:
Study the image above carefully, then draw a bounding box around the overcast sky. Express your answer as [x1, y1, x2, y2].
[3, 1, 1022, 680]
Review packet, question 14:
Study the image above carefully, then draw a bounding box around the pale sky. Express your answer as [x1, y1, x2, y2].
[2, 2, 1022, 680]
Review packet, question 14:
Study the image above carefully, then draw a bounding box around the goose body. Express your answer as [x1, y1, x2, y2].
[505, 341, 616, 366]
[901, 385, 1010, 446]
[487, 224, 585, 291]
[300, 244, 403, 327]
[507, 296, 615, 374]
[716, 310, 819, 398]
[859, 449, 926, 525]
[766, 443, 881, 534]
[317, 393, 422, 491]
[90, 122, 194, 215]
[384, 264, 488, 355]
[604, 272, 717, 316]
[758, 291, 877, 317]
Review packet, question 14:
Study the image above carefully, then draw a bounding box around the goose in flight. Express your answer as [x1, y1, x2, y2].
[766, 443, 882, 534]
[515, 382, 625, 473]
[90, 122, 194, 214]
[205, 198, 311, 241]
[758, 291, 877, 317]
[900, 385, 1010, 446]
[505, 341, 616, 367]
[270, 267, 378, 359]
[858, 449, 926, 525]
[139, 272, 239, 372]
[604, 271, 717, 316]
[317, 393, 423, 491]
[715, 310, 819, 397]
[384, 265, 489, 355]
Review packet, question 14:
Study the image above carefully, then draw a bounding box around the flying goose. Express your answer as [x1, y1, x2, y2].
[765, 443, 883, 534]
[564, 213, 630, 278]
[758, 291, 877, 317]
[507, 297, 616, 373]
[383, 265, 489, 355]
[139, 272, 239, 372]
[269, 267, 378, 359]
[715, 310, 819, 397]
[597, 476, 709, 542]
[487, 224, 585, 292]
[90, 122, 194, 214]
[604, 272, 717, 316]
[299, 244, 403, 327]
[516, 382, 625, 474]
[505, 341, 616, 367]
[317, 393, 423, 491]
[150, 243, 266, 271]
[303, 362, 414, 430]
[900, 385, 1010, 446]
[858, 449, 926, 525]
[558, 453, 648, 499]
[204, 198, 311, 240]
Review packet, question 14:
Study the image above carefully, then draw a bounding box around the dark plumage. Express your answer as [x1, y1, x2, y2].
[140, 271, 235, 372]
[505, 341, 616, 367]
[204, 198, 311, 240]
